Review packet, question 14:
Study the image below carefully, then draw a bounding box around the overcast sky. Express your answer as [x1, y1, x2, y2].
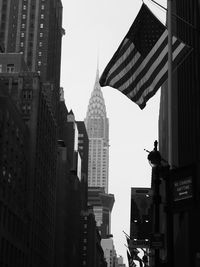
[61, 0, 167, 265]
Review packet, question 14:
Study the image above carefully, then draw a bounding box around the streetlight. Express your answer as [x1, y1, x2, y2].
[147, 140, 162, 267]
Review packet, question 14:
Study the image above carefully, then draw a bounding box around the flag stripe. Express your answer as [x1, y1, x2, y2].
[135, 43, 189, 108]
[110, 30, 168, 89]
[106, 39, 133, 75]
[128, 38, 182, 101]
[103, 39, 134, 84]
[118, 36, 170, 94]
[108, 49, 142, 87]
[137, 71, 168, 109]
[131, 40, 187, 104]
[107, 44, 140, 86]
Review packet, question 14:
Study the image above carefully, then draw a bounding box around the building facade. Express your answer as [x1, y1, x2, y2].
[0, 51, 59, 266]
[0, 0, 64, 119]
[0, 82, 30, 267]
[130, 187, 153, 247]
[158, 1, 200, 266]
[101, 238, 117, 267]
[80, 208, 107, 267]
[77, 121, 89, 211]
[0, 0, 63, 86]
[88, 187, 114, 238]
[116, 255, 126, 267]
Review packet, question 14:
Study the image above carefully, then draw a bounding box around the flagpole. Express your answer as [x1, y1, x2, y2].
[167, 2, 174, 267]
[168, 0, 173, 168]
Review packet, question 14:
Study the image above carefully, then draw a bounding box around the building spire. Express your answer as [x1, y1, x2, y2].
[94, 58, 100, 90]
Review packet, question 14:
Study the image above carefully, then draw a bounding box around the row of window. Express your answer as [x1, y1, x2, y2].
[22, 13, 45, 21]
[23, 4, 45, 11]
[20, 1, 46, 70]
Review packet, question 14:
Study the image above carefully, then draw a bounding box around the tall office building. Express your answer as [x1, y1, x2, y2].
[0, 0, 63, 87]
[85, 69, 114, 241]
[0, 78, 30, 267]
[0, 62, 57, 267]
[158, 1, 200, 266]
[85, 69, 109, 193]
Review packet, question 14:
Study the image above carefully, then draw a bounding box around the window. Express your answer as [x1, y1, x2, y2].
[39, 42, 42, 47]
[27, 104, 31, 112]
[40, 24, 43, 28]
[21, 24, 25, 28]
[0, 64, 2, 72]
[38, 51, 42, 56]
[22, 105, 26, 113]
[20, 42, 24, 47]
[23, 91, 27, 99]
[39, 32, 43, 37]
[41, 14, 44, 19]
[23, 5, 26, 10]
[6, 64, 15, 73]
[22, 14, 26, 19]
[21, 32, 24, 37]
[41, 5, 44, 9]
[38, 61, 41, 66]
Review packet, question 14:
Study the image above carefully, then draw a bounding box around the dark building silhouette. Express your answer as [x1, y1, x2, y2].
[159, 1, 200, 266]
[28, 77, 57, 267]
[130, 188, 153, 247]
[77, 121, 89, 211]
[80, 208, 107, 267]
[54, 98, 82, 267]
[0, 53, 58, 267]
[0, 82, 30, 267]
[55, 140, 69, 267]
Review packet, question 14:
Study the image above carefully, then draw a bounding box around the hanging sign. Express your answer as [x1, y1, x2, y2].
[173, 176, 193, 201]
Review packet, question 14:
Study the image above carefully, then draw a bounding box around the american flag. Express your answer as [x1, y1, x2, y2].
[99, 4, 191, 109]
[127, 250, 137, 267]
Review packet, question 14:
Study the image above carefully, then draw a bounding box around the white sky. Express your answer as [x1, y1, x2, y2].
[61, 0, 167, 265]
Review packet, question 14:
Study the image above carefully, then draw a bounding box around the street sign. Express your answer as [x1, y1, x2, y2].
[129, 239, 150, 248]
[173, 175, 193, 201]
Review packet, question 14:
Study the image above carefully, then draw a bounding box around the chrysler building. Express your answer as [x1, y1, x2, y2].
[85, 68, 109, 193]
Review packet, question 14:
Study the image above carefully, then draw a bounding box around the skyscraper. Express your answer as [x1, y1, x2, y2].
[85, 68, 114, 240]
[158, 1, 200, 266]
[85, 68, 109, 193]
[0, 2, 64, 266]
[0, 0, 63, 88]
